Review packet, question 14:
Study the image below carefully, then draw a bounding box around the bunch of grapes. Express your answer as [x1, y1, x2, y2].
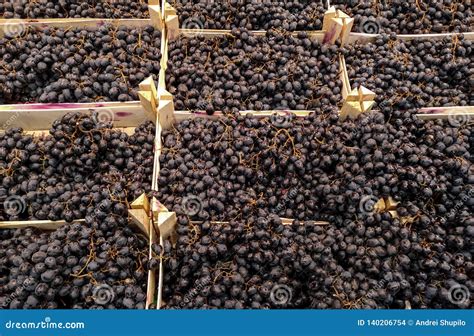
[0, 112, 155, 222]
[1, 0, 149, 19]
[158, 108, 471, 223]
[162, 210, 472, 309]
[342, 34, 472, 110]
[0, 25, 161, 104]
[334, 0, 472, 34]
[0, 214, 151, 309]
[167, 29, 343, 113]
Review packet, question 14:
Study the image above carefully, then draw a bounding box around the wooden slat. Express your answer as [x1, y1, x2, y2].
[157, 234, 165, 309]
[0, 219, 84, 230]
[189, 219, 330, 226]
[415, 106, 474, 121]
[348, 31, 474, 44]
[339, 54, 351, 99]
[0, 19, 156, 37]
[146, 225, 157, 309]
[172, 111, 223, 122]
[172, 110, 321, 123]
[151, 121, 162, 192]
[179, 29, 326, 41]
[24, 127, 136, 137]
[280, 218, 330, 225]
[160, 29, 169, 71]
[0, 102, 148, 131]
[239, 110, 314, 117]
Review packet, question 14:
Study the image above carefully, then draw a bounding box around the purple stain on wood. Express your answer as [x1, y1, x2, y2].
[418, 108, 444, 114]
[115, 112, 133, 117]
[323, 26, 337, 44]
[193, 111, 224, 116]
[14, 103, 107, 110]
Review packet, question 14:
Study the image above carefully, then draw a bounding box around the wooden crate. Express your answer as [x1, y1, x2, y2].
[0, 18, 161, 38]
[0, 109, 156, 309]
[0, 16, 163, 309]
[158, 27, 351, 121]
[0, 102, 151, 132]
[344, 33, 474, 121]
[0, 18, 162, 113]
[0, 64, 160, 308]
[162, 2, 351, 44]
[0, 216, 156, 308]
[348, 31, 474, 44]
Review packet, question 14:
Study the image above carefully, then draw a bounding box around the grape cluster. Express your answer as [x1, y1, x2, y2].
[167, 29, 343, 113]
[157, 109, 472, 309]
[171, 0, 472, 34]
[0, 112, 155, 222]
[158, 108, 472, 223]
[0, 25, 161, 104]
[342, 34, 472, 110]
[163, 210, 472, 309]
[0, 215, 150, 309]
[172, 0, 326, 31]
[336, 0, 472, 34]
[1, 0, 149, 19]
